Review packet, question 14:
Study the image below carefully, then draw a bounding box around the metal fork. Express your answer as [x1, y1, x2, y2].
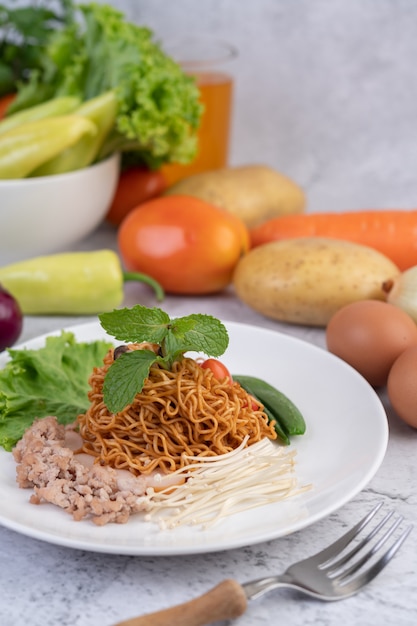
[113, 502, 412, 626]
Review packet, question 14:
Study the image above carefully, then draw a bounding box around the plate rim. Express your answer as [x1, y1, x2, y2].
[0, 319, 389, 555]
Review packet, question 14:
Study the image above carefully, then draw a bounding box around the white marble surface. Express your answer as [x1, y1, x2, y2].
[0, 224, 416, 626]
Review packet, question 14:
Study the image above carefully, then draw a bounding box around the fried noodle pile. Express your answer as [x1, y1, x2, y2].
[77, 346, 277, 475]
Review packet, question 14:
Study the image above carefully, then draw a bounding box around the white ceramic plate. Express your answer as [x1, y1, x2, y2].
[0, 321, 388, 555]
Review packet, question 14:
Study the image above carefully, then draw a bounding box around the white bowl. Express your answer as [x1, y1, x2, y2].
[0, 153, 120, 266]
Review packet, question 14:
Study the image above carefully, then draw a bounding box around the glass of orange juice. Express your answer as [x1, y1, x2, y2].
[161, 36, 237, 186]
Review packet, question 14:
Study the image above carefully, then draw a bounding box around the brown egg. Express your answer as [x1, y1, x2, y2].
[326, 300, 417, 387]
[387, 345, 417, 428]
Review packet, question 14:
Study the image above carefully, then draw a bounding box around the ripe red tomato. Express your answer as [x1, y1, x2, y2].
[201, 359, 232, 383]
[201, 359, 260, 409]
[0, 93, 16, 120]
[247, 395, 260, 411]
[118, 195, 250, 294]
[106, 166, 167, 226]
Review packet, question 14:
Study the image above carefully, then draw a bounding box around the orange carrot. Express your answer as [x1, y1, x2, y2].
[250, 210, 417, 271]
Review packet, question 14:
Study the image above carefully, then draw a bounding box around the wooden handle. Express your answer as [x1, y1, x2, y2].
[112, 579, 248, 626]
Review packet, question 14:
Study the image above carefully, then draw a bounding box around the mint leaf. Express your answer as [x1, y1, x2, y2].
[103, 349, 158, 414]
[99, 305, 170, 343]
[163, 316, 199, 361]
[170, 314, 229, 356]
[100, 306, 229, 413]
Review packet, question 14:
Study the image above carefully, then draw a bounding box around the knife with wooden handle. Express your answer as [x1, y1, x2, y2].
[112, 579, 248, 626]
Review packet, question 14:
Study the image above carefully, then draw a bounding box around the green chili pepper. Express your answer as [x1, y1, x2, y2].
[32, 91, 118, 176]
[0, 250, 164, 315]
[0, 96, 81, 137]
[0, 115, 97, 179]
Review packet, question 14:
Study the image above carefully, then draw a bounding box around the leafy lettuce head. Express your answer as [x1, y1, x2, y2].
[9, 2, 203, 169]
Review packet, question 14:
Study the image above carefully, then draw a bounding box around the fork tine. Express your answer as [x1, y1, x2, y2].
[322, 510, 396, 574]
[327, 514, 403, 579]
[336, 523, 413, 594]
[242, 503, 411, 604]
[313, 502, 383, 567]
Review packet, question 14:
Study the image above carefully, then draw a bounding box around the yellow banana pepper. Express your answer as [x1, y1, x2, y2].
[0, 96, 81, 137]
[0, 115, 97, 179]
[0, 250, 164, 315]
[32, 91, 118, 176]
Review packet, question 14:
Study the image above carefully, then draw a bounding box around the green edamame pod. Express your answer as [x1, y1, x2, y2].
[234, 375, 306, 438]
[263, 404, 290, 445]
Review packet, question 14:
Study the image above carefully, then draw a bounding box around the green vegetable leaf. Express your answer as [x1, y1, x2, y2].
[0, 0, 75, 96]
[0, 60, 14, 95]
[0, 306, 230, 443]
[99, 305, 170, 344]
[0, 331, 112, 451]
[8, 2, 203, 168]
[165, 314, 230, 359]
[99, 306, 229, 413]
[103, 349, 158, 414]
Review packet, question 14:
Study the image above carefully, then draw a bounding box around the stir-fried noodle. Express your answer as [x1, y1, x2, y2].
[77, 345, 277, 475]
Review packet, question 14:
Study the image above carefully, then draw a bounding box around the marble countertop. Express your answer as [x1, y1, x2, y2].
[1, 225, 416, 626]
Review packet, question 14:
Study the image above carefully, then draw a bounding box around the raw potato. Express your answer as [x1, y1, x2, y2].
[164, 165, 305, 228]
[233, 237, 401, 327]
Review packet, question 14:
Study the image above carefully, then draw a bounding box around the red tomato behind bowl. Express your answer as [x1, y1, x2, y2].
[106, 166, 167, 226]
[0, 93, 16, 120]
[118, 195, 249, 294]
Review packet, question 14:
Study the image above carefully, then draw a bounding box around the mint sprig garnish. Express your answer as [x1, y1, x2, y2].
[99, 305, 229, 413]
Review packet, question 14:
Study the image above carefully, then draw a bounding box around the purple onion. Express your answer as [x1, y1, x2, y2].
[0, 285, 23, 352]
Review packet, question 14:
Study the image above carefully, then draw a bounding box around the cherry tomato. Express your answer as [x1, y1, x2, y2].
[0, 93, 16, 120]
[201, 359, 260, 409]
[106, 166, 167, 226]
[201, 358, 232, 383]
[118, 195, 250, 294]
[246, 394, 260, 411]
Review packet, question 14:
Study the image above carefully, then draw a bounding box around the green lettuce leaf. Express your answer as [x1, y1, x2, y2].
[9, 2, 203, 168]
[0, 331, 112, 451]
